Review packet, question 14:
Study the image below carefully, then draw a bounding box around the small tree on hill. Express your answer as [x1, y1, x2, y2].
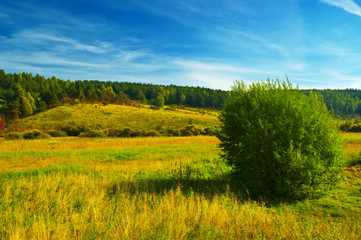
[218, 80, 345, 200]
[154, 92, 165, 108]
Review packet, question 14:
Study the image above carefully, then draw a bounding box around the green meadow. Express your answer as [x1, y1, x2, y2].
[0, 135, 360, 239]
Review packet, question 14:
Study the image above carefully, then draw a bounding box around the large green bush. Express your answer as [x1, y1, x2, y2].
[218, 80, 345, 200]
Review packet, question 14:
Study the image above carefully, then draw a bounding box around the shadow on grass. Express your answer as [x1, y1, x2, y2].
[105, 174, 313, 206]
[0, 165, 307, 205]
[347, 153, 361, 167]
[105, 174, 248, 199]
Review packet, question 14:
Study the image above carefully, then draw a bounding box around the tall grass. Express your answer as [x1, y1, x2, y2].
[1, 135, 360, 239]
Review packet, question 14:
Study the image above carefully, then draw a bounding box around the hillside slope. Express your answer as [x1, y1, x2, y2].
[14, 104, 219, 132]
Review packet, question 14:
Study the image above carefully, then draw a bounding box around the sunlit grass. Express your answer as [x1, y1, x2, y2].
[0, 134, 360, 239]
[342, 133, 361, 167]
[15, 104, 219, 131]
[0, 136, 219, 172]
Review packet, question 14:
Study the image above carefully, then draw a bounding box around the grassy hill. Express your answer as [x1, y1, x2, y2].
[10, 104, 220, 137]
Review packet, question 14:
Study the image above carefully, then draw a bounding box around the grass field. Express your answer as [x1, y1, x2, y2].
[0, 135, 360, 239]
[14, 104, 219, 131]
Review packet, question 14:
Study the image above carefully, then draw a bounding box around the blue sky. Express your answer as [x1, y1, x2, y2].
[1, 0, 361, 90]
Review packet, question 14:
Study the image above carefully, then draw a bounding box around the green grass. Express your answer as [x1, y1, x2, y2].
[0, 136, 360, 239]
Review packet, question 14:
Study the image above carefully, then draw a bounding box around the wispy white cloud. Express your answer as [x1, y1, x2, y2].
[172, 59, 282, 89]
[2, 51, 106, 68]
[174, 59, 274, 74]
[115, 50, 155, 63]
[320, 0, 361, 17]
[6, 30, 111, 54]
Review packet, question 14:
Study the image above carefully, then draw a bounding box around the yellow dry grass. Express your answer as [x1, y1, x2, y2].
[1, 173, 359, 240]
[343, 132, 361, 155]
[0, 136, 220, 173]
[0, 136, 219, 151]
[1, 133, 360, 239]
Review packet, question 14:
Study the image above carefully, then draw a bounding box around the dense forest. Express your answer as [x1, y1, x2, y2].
[1, 69, 361, 127]
[304, 89, 361, 117]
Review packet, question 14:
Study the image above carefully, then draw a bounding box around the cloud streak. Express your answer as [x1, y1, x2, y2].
[320, 0, 361, 17]
[5, 30, 112, 54]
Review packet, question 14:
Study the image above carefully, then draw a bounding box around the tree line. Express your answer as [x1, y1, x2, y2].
[303, 89, 361, 117]
[1, 69, 361, 126]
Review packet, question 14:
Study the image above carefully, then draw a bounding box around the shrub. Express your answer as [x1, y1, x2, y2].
[339, 121, 353, 131]
[218, 80, 345, 200]
[119, 128, 133, 137]
[165, 128, 181, 137]
[204, 126, 220, 136]
[61, 125, 89, 136]
[35, 133, 52, 139]
[47, 130, 68, 137]
[180, 124, 204, 136]
[339, 120, 361, 132]
[348, 123, 361, 132]
[146, 130, 161, 137]
[130, 129, 145, 137]
[5, 132, 23, 140]
[23, 130, 43, 139]
[79, 130, 106, 138]
[107, 128, 123, 137]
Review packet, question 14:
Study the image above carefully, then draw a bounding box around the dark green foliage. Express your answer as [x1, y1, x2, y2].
[304, 89, 361, 117]
[204, 126, 220, 136]
[349, 124, 361, 132]
[105, 126, 211, 138]
[107, 128, 123, 137]
[38, 133, 52, 139]
[130, 129, 146, 137]
[20, 129, 51, 139]
[4, 132, 23, 139]
[164, 128, 182, 137]
[339, 121, 354, 131]
[47, 130, 68, 137]
[180, 124, 205, 136]
[153, 92, 165, 108]
[107, 128, 136, 138]
[61, 124, 89, 136]
[23, 130, 43, 139]
[339, 120, 361, 132]
[146, 130, 161, 137]
[218, 80, 345, 200]
[119, 128, 133, 137]
[20, 96, 33, 117]
[79, 130, 106, 138]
